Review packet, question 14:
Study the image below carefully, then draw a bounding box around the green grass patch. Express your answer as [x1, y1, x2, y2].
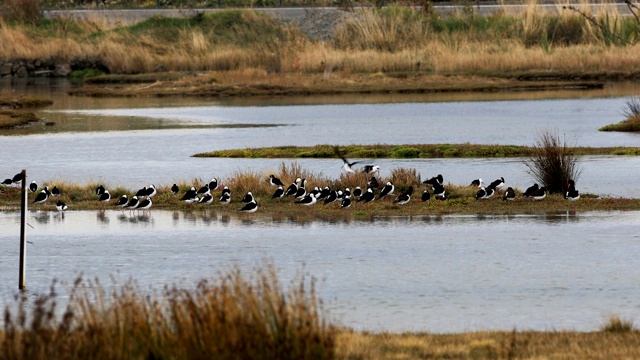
[600, 115, 640, 132]
[193, 144, 640, 159]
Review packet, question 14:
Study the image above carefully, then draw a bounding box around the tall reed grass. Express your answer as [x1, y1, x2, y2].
[2, 4, 640, 76]
[1, 267, 335, 359]
[524, 128, 582, 194]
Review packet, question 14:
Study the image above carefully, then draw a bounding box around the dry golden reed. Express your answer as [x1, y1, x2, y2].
[1, 3, 639, 76]
[1, 267, 335, 359]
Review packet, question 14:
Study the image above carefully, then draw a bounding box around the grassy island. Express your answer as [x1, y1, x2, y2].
[194, 144, 640, 159]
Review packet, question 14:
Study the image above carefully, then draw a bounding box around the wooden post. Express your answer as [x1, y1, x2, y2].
[19, 169, 27, 290]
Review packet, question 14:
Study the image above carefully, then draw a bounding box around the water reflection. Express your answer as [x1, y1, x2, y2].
[1, 209, 640, 332]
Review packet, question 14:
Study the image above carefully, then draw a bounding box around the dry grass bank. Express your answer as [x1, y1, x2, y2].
[1, 4, 640, 88]
[336, 326, 640, 359]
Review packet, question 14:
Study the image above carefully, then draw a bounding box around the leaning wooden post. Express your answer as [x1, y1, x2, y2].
[19, 169, 27, 290]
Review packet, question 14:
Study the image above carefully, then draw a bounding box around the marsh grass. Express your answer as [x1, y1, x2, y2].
[3, 5, 640, 77]
[601, 315, 635, 333]
[600, 114, 640, 132]
[195, 144, 640, 159]
[1, 267, 335, 359]
[524, 128, 582, 194]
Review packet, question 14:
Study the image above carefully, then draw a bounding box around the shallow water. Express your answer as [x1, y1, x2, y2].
[1, 210, 639, 333]
[1, 80, 640, 196]
[2, 80, 640, 333]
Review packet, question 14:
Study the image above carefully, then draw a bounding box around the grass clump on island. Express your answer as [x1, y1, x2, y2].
[600, 95, 640, 132]
[3, 268, 640, 360]
[194, 144, 640, 159]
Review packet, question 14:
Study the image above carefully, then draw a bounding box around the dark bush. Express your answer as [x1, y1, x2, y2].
[524, 128, 581, 194]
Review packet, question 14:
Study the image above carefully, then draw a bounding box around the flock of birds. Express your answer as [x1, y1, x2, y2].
[2, 151, 581, 214]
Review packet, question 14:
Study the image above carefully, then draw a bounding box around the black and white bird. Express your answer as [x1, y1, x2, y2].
[96, 184, 106, 196]
[295, 192, 317, 206]
[181, 187, 198, 203]
[197, 183, 210, 196]
[531, 187, 547, 201]
[55, 200, 68, 212]
[317, 186, 331, 200]
[432, 183, 446, 200]
[51, 186, 60, 197]
[357, 188, 375, 203]
[323, 190, 339, 205]
[503, 187, 516, 201]
[294, 179, 307, 199]
[284, 178, 301, 197]
[171, 183, 180, 194]
[29, 181, 38, 193]
[475, 185, 495, 200]
[12, 172, 23, 184]
[523, 183, 539, 197]
[219, 192, 231, 204]
[378, 181, 395, 200]
[470, 178, 483, 187]
[334, 146, 359, 173]
[269, 174, 285, 187]
[199, 193, 214, 204]
[208, 178, 218, 192]
[1, 178, 12, 186]
[219, 186, 231, 204]
[33, 187, 50, 204]
[341, 195, 352, 209]
[135, 186, 148, 198]
[136, 197, 152, 211]
[423, 174, 444, 187]
[239, 200, 258, 213]
[394, 186, 413, 205]
[352, 186, 362, 200]
[125, 196, 140, 209]
[565, 180, 580, 201]
[145, 184, 157, 198]
[116, 194, 129, 208]
[272, 186, 284, 199]
[489, 177, 506, 191]
[99, 189, 111, 209]
[421, 189, 431, 202]
[241, 192, 255, 204]
[362, 164, 380, 176]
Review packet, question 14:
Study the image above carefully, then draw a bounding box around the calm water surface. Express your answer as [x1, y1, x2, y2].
[1, 210, 639, 333]
[2, 80, 640, 332]
[0, 80, 640, 196]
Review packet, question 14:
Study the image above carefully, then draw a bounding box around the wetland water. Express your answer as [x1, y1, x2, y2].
[2, 80, 640, 196]
[2, 79, 640, 332]
[1, 210, 640, 333]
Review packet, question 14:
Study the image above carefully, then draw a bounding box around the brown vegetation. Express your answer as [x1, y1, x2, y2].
[1, 267, 335, 359]
[1, 5, 640, 98]
[2, 268, 640, 359]
[0, 92, 54, 129]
